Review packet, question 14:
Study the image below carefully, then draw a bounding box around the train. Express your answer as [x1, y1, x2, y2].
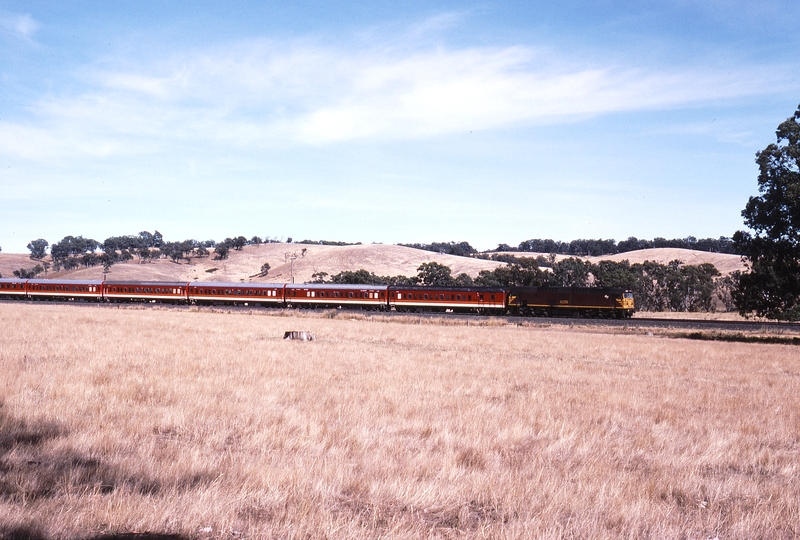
[0, 277, 635, 318]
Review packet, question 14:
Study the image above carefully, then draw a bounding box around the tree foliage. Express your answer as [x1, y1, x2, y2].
[733, 104, 800, 320]
[13, 265, 44, 279]
[27, 239, 49, 260]
[510, 236, 737, 256]
[400, 241, 477, 257]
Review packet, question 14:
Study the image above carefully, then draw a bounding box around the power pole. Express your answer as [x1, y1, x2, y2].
[285, 252, 298, 283]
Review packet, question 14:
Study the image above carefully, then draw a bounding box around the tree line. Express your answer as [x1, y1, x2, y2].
[496, 236, 738, 256]
[311, 262, 475, 288]
[400, 237, 738, 258]
[399, 241, 478, 257]
[311, 257, 728, 313]
[10, 231, 289, 278]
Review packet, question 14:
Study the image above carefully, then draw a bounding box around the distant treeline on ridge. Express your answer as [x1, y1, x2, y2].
[403, 237, 739, 257]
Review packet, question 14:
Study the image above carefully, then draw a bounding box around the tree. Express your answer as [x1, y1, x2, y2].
[27, 238, 49, 260]
[13, 265, 44, 278]
[400, 241, 477, 257]
[552, 258, 592, 287]
[733, 103, 800, 320]
[214, 244, 230, 260]
[332, 269, 386, 284]
[474, 258, 551, 287]
[416, 262, 455, 286]
[311, 271, 329, 283]
[232, 236, 247, 250]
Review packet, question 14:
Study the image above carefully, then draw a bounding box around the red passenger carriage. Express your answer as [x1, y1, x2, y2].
[0, 278, 28, 299]
[26, 279, 103, 301]
[187, 282, 285, 306]
[285, 283, 388, 310]
[389, 286, 507, 314]
[103, 281, 188, 303]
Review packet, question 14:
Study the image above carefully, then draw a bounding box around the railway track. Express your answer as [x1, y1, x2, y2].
[5, 298, 799, 336]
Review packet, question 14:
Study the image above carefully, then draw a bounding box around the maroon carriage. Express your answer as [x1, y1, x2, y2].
[388, 286, 507, 314]
[26, 279, 103, 301]
[284, 283, 389, 310]
[103, 281, 189, 303]
[187, 282, 285, 306]
[0, 278, 28, 299]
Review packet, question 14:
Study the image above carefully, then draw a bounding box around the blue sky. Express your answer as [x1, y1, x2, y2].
[1, 0, 798, 253]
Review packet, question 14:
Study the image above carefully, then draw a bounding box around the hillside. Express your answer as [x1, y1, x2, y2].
[491, 248, 746, 275]
[0, 243, 504, 283]
[0, 245, 747, 283]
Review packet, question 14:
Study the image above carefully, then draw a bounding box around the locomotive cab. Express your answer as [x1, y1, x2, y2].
[617, 291, 635, 317]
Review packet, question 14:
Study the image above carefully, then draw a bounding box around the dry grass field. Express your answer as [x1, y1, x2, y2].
[1, 303, 799, 539]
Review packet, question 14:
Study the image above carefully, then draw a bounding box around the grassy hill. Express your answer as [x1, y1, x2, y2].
[493, 248, 746, 275]
[0, 244, 746, 283]
[0, 243, 504, 283]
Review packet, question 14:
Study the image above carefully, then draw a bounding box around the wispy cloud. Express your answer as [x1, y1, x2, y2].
[1, 24, 796, 159]
[0, 12, 39, 42]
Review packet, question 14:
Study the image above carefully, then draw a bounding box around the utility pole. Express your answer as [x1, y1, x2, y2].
[285, 252, 298, 283]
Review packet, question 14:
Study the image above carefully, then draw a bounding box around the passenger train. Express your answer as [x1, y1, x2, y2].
[0, 278, 635, 318]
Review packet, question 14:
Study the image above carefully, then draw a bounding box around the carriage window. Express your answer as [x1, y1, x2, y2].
[491, 294, 495, 301]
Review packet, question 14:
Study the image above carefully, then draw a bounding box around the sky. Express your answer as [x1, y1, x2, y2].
[1, 0, 798, 253]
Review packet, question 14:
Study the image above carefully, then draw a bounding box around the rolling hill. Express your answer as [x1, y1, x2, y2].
[0, 244, 746, 283]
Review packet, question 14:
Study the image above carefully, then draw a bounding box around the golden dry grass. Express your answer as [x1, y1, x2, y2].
[1, 303, 799, 539]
